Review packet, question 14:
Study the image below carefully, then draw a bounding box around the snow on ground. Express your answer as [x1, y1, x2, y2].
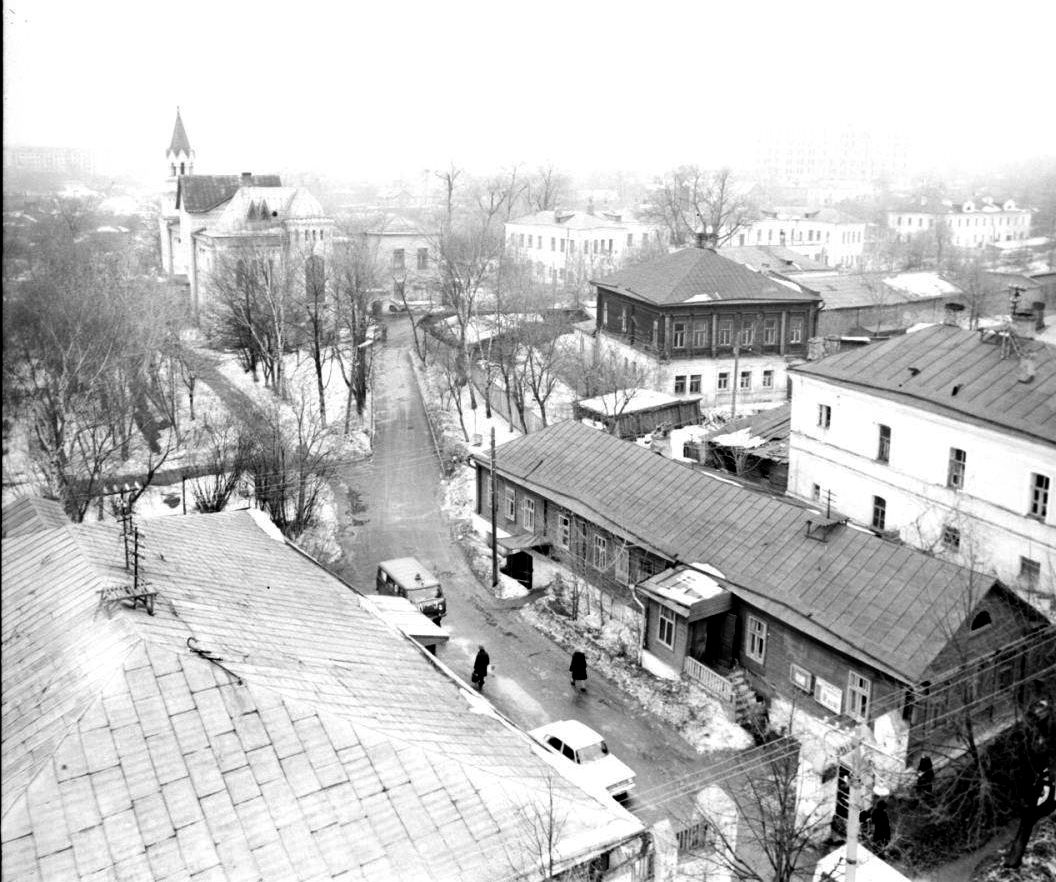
[416, 350, 752, 754]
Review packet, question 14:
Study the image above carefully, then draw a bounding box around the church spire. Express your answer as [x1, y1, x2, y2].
[168, 107, 192, 157]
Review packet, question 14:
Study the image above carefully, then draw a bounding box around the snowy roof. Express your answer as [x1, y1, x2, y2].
[803, 272, 963, 310]
[1, 505, 643, 880]
[507, 210, 633, 231]
[576, 389, 686, 415]
[637, 567, 732, 621]
[360, 595, 449, 645]
[812, 844, 911, 882]
[718, 245, 829, 273]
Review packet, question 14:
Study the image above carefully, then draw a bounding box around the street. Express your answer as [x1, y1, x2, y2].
[330, 315, 745, 825]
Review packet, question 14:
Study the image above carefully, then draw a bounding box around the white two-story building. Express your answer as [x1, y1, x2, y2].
[886, 196, 1033, 249]
[731, 207, 869, 269]
[505, 208, 663, 292]
[787, 322, 1056, 616]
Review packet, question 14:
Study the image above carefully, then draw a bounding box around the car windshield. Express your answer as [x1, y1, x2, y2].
[577, 741, 609, 763]
[407, 586, 440, 602]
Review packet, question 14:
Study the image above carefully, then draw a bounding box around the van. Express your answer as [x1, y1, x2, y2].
[376, 558, 447, 622]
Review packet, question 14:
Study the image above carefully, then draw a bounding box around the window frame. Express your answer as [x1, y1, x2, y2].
[871, 495, 887, 531]
[392, 248, 405, 270]
[557, 514, 571, 549]
[717, 320, 733, 346]
[762, 369, 774, 389]
[592, 534, 608, 571]
[877, 424, 891, 463]
[416, 247, 429, 270]
[763, 318, 778, 345]
[614, 547, 629, 584]
[942, 524, 961, 550]
[503, 487, 516, 520]
[673, 375, 686, 395]
[717, 371, 730, 391]
[1029, 473, 1050, 519]
[789, 317, 804, 344]
[522, 497, 535, 531]
[745, 615, 767, 664]
[689, 375, 702, 394]
[672, 322, 687, 349]
[657, 606, 675, 650]
[692, 323, 708, 348]
[847, 671, 871, 720]
[1020, 556, 1041, 586]
[790, 663, 813, 693]
[947, 447, 967, 490]
[817, 404, 832, 429]
[739, 370, 752, 391]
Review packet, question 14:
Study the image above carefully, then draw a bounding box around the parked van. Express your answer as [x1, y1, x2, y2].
[376, 558, 447, 623]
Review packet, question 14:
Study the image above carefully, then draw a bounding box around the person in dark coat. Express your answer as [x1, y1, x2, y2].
[869, 798, 891, 853]
[570, 650, 588, 693]
[472, 645, 490, 691]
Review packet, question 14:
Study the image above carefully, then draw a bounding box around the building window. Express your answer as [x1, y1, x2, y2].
[739, 370, 752, 390]
[871, 496, 887, 531]
[877, 425, 891, 463]
[674, 375, 686, 394]
[657, 606, 675, 650]
[504, 487, 516, 520]
[790, 664, 813, 693]
[947, 448, 967, 490]
[528, 235, 533, 248]
[672, 322, 687, 348]
[817, 404, 831, 429]
[763, 318, 778, 345]
[416, 248, 428, 270]
[746, 616, 767, 664]
[615, 548, 629, 584]
[717, 320, 733, 346]
[522, 497, 535, 531]
[627, 233, 634, 247]
[717, 372, 730, 391]
[762, 369, 774, 388]
[551, 237, 556, 251]
[789, 317, 804, 344]
[689, 375, 701, 394]
[692, 323, 707, 348]
[560, 239, 566, 253]
[1020, 556, 1041, 586]
[847, 671, 871, 720]
[814, 677, 842, 714]
[811, 483, 822, 501]
[518, 233, 525, 247]
[593, 534, 608, 571]
[942, 525, 961, 550]
[392, 248, 405, 270]
[739, 324, 754, 347]
[556, 514, 571, 548]
[620, 308, 628, 333]
[1030, 473, 1050, 519]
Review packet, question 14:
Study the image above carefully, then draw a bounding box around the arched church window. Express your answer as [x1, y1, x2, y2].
[180, 162, 185, 175]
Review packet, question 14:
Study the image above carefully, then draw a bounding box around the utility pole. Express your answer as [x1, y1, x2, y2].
[490, 426, 498, 588]
[730, 343, 741, 421]
[844, 724, 867, 882]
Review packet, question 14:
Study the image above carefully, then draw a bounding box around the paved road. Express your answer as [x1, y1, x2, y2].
[330, 315, 744, 826]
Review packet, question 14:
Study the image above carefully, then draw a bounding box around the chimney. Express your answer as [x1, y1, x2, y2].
[241, 172, 253, 184]
[807, 337, 826, 361]
[695, 229, 718, 250]
[1033, 301, 1046, 331]
[823, 335, 842, 356]
[1012, 311, 1036, 341]
[943, 302, 966, 327]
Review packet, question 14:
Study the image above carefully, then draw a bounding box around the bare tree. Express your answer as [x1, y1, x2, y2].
[526, 164, 569, 212]
[331, 234, 380, 431]
[190, 415, 254, 513]
[644, 166, 757, 247]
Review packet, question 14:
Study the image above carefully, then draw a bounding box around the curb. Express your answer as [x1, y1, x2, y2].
[406, 351, 444, 469]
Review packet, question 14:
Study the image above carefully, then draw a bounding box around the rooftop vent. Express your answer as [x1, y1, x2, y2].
[943, 302, 966, 327]
[241, 172, 253, 183]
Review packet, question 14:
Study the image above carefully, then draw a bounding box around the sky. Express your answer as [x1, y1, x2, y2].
[4, 0, 1056, 183]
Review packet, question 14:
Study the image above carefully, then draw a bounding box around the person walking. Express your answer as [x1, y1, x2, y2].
[472, 645, 490, 691]
[569, 649, 588, 693]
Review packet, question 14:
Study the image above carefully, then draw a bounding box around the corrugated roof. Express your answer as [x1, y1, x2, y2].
[176, 175, 283, 213]
[792, 324, 1056, 444]
[480, 420, 995, 683]
[593, 247, 821, 306]
[1, 495, 69, 537]
[1, 509, 641, 880]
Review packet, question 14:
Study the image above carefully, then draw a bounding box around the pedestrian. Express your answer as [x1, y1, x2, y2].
[569, 649, 588, 693]
[869, 798, 891, 854]
[915, 756, 934, 802]
[472, 645, 490, 691]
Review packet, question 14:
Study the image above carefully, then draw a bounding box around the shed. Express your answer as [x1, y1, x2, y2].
[572, 389, 701, 439]
[637, 566, 732, 623]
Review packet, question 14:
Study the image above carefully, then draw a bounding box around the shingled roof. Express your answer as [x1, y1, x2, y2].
[476, 420, 1006, 684]
[592, 247, 820, 306]
[1, 507, 641, 880]
[176, 175, 283, 213]
[792, 324, 1056, 445]
[1, 495, 68, 538]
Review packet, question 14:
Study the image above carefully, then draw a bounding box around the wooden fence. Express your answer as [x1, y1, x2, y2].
[683, 656, 734, 702]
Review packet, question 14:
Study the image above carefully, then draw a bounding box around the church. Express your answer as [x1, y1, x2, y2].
[157, 109, 335, 321]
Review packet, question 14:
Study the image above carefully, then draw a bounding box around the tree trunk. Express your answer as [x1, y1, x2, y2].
[314, 349, 327, 426]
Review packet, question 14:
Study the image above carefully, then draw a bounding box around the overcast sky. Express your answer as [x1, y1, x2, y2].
[5, 0, 1055, 182]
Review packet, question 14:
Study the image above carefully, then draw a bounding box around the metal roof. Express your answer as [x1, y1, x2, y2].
[792, 324, 1056, 445]
[478, 420, 1006, 683]
[1, 508, 642, 879]
[1, 495, 69, 537]
[592, 247, 821, 306]
[176, 175, 283, 213]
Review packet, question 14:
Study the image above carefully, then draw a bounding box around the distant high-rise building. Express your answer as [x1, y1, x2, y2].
[2, 145, 96, 177]
[754, 126, 911, 187]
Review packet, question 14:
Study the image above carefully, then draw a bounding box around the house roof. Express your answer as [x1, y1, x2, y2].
[1, 507, 641, 880]
[801, 272, 962, 311]
[475, 420, 1010, 683]
[204, 187, 330, 235]
[718, 245, 829, 273]
[707, 404, 791, 462]
[176, 175, 283, 213]
[1, 495, 69, 537]
[576, 389, 689, 417]
[507, 210, 633, 231]
[167, 109, 192, 157]
[791, 324, 1056, 445]
[592, 247, 820, 306]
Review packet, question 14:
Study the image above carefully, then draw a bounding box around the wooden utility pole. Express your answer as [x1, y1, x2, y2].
[490, 426, 498, 588]
[730, 343, 741, 420]
[844, 726, 866, 882]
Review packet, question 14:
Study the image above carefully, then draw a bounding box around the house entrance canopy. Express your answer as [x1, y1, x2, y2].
[637, 566, 732, 622]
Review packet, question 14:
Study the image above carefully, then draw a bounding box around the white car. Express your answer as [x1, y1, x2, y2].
[529, 719, 636, 800]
